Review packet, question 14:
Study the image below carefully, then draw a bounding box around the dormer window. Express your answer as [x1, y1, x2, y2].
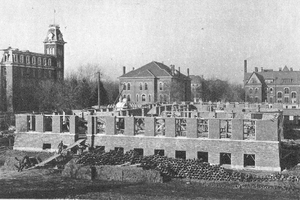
[32, 56, 36, 64]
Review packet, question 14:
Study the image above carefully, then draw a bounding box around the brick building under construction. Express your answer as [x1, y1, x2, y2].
[14, 103, 284, 172]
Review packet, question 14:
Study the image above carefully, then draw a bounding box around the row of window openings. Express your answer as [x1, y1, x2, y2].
[124, 94, 151, 102]
[249, 87, 294, 95]
[123, 83, 164, 91]
[123, 94, 168, 102]
[19, 68, 54, 79]
[249, 96, 296, 103]
[46, 145, 254, 168]
[12, 54, 53, 66]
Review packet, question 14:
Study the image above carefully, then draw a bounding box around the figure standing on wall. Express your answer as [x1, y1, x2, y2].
[58, 141, 64, 154]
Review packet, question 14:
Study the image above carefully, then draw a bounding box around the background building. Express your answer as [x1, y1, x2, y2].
[244, 60, 300, 105]
[0, 24, 65, 112]
[118, 61, 191, 104]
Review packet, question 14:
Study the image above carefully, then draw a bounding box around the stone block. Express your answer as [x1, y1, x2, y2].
[52, 115, 62, 133]
[186, 118, 197, 138]
[35, 115, 45, 132]
[145, 117, 155, 136]
[231, 119, 243, 140]
[125, 117, 134, 136]
[165, 118, 176, 137]
[69, 115, 79, 134]
[208, 119, 220, 139]
[256, 119, 278, 141]
[105, 116, 116, 135]
[16, 114, 29, 132]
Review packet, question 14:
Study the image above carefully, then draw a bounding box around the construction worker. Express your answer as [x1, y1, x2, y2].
[58, 141, 64, 154]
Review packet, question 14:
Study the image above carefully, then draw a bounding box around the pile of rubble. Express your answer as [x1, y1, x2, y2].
[75, 148, 300, 183]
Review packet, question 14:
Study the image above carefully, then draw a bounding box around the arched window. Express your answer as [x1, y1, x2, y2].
[277, 92, 282, 98]
[142, 94, 146, 101]
[48, 58, 51, 66]
[140, 83, 143, 90]
[144, 83, 148, 90]
[123, 83, 126, 90]
[13, 54, 18, 62]
[32, 56, 36, 64]
[136, 94, 139, 102]
[255, 97, 258, 103]
[284, 88, 290, 94]
[26, 56, 30, 64]
[284, 97, 289, 103]
[249, 88, 253, 94]
[148, 94, 151, 102]
[159, 82, 163, 91]
[38, 57, 41, 65]
[127, 95, 130, 101]
[127, 83, 130, 90]
[20, 55, 24, 63]
[43, 58, 47, 66]
[254, 88, 258, 93]
[292, 92, 297, 98]
[269, 87, 273, 93]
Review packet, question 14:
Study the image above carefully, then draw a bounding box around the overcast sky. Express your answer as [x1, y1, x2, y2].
[1, 0, 300, 83]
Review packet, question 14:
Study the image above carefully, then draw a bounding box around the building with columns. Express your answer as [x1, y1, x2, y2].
[119, 61, 191, 104]
[0, 24, 66, 112]
[244, 60, 300, 105]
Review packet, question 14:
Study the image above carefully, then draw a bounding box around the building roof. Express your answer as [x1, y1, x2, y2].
[119, 61, 189, 79]
[245, 68, 300, 85]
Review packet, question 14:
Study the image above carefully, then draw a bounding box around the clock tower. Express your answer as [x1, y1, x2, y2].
[43, 24, 66, 80]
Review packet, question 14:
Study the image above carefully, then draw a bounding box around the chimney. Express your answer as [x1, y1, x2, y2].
[244, 60, 247, 73]
[132, 67, 135, 71]
[279, 67, 282, 71]
[290, 67, 293, 71]
[187, 68, 190, 77]
[261, 67, 264, 72]
[254, 67, 258, 72]
[123, 66, 126, 75]
[178, 67, 181, 77]
[171, 65, 175, 75]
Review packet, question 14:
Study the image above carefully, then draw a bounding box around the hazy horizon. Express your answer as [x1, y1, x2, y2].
[1, 0, 300, 83]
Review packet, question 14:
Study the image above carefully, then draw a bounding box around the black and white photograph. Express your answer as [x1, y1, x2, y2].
[1, 0, 300, 199]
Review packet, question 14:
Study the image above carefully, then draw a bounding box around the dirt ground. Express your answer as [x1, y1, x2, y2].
[1, 150, 300, 199]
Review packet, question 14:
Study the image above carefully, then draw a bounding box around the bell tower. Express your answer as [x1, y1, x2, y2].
[43, 24, 66, 80]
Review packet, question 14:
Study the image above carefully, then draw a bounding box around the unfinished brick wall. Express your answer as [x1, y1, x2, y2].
[14, 113, 282, 171]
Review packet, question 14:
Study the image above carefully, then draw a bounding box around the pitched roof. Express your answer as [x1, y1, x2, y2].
[119, 61, 189, 79]
[245, 70, 300, 85]
[246, 72, 267, 88]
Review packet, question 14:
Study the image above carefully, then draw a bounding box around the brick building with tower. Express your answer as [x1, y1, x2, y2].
[244, 60, 300, 105]
[118, 61, 191, 104]
[0, 24, 66, 112]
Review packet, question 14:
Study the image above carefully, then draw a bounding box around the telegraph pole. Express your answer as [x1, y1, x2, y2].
[98, 71, 101, 110]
